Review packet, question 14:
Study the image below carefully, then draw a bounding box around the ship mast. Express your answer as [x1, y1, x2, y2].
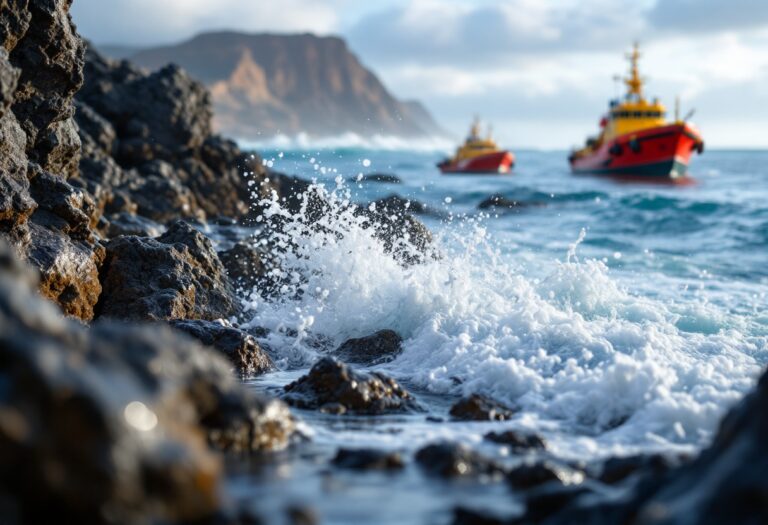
[624, 42, 644, 101]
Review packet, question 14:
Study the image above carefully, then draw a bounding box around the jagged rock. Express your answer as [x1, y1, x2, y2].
[484, 430, 547, 452]
[333, 329, 403, 365]
[359, 205, 434, 265]
[104, 211, 162, 238]
[507, 461, 584, 491]
[98, 221, 240, 321]
[283, 357, 416, 415]
[169, 319, 273, 376]
[0, 238, 297, 523]
[450, 394, 515, 422]
[0, 47, 19, 115]
[218, 241, 270, 293]
[26, 221, 103, 321]
[331, 448, 405, 471]
[127, 160, 205, 222]
[372, 194, 443, 218]
[9, 0, 84, 178]
[29, 167, 96, 239]
[415, 442, 505, 479]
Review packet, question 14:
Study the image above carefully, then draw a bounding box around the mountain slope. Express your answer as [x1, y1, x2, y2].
[126, 31, 443, 139]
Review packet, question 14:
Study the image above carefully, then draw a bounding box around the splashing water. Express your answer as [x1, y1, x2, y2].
[243, 180, 767, 457]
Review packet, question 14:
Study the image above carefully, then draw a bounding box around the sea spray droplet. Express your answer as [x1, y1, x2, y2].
[362, 158, 371, 168]
[444, 197, 453, 204]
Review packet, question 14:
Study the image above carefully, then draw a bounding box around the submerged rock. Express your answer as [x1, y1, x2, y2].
[484, 430, 547, 452]
[450, 394, 515, 421]
[98, 220, 240, 321]
[352, 173, 402, 184]
[333, 329, 403, 365]
[478, 194, 546, 211]
[283, 357, 416, 415]
[0, 238, 296, 523]
[332, 448, 405, 471]
[169, 319, 273, 376]
[415, 442, 505, 479]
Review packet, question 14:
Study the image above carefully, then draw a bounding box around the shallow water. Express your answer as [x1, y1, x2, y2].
[232, 148, 768, 523]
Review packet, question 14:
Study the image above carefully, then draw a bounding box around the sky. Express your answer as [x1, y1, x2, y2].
[71, 0, 768, 148]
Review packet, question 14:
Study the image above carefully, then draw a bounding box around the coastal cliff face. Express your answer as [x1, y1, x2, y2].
[125, 32, 444, 139]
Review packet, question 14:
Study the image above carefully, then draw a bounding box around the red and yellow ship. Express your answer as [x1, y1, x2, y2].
[569, 44, 704, 181]
[438, 119, 514, 174]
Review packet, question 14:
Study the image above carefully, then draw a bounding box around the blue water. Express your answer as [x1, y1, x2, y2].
[236, 148, 768, 524]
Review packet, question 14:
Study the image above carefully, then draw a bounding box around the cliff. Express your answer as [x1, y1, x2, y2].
[123, 31, 443, 139]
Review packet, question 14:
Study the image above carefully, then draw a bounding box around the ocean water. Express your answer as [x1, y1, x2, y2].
[233, 148, 768, 523]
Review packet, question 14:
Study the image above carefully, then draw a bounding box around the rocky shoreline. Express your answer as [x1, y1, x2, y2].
[0, 2, 766, 524]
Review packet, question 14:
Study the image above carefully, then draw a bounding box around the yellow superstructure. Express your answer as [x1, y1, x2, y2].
[453, 118, 501, 161]
[601, 43, 668, 142]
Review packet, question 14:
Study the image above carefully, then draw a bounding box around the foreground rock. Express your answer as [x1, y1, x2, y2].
[450, 394, 515, 421]
[333, 329, 403, 365]
[283, 357, 417, 415]
[218, 241, 271, 294]
[169, 319, 273, 376]
[415, 442, 505, 479]
[98, 220, 240, 321]
[0, 239, 295, 523]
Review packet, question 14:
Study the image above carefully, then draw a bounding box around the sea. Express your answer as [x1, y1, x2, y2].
[224, 145, 768, 524]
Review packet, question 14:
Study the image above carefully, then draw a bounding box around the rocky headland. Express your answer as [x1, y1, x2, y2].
[0, 2, 766, 524]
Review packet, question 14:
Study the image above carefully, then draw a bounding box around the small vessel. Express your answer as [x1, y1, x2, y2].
[438, 118, 514, 174]
[569, 44, 704, 181]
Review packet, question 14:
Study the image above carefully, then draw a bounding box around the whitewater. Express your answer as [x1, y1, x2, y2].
[233, 148, 768, 467]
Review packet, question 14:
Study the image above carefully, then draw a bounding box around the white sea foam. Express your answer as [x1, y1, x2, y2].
[236, 132, 455, 152]
[244, 182, 768, 456]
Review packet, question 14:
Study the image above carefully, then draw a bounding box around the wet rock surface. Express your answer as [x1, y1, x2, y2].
[415, 442, 505, 479]
[332, 448, 405, 471]
[0, 238, 296, 523]
[333, 329, 403, 365]
[450, 394, 516, 421]
[484, 430, 547, 452]
[169, 319, 273, 376]
[218, 241, 271, 294]
[98, 221, 240, 321]
[283, 357, 417, 415]
[352, 173, 402, 184]
[507, 460, 584, 491]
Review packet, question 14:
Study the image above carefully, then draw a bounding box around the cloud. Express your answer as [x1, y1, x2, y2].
[647, 0, 768, 33]
[71, 0, 349, 45]
[346, 0, 650, 67]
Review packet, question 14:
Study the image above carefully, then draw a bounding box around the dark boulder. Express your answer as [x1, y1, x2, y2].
[104, 211, 163, 238]
[169, 319, 273, 376]
[597, 453, 689, 485]
[283, 357, 416, 415]
[484, 430, 547, 452]
[415, 442, 505, 479]
[26, 221, 103, 321]
[218, 241, 271, 294]
[333, 329, 403, 365]
[450, 394, 515, 421]
[98, 221, 240, 321]
[331, 448, 405, 471]
[507, 461, 584, 491]
[0, 238, 296, 523]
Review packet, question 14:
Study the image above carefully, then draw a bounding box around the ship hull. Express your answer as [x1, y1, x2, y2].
[569, 124, 703, 180]
[438, 151, 514, 174]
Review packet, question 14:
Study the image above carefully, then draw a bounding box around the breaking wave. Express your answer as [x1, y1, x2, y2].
[243, 180, 768, 456]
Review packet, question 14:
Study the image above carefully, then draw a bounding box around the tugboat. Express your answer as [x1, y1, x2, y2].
[438, 118, 514, 174]
[569, 43, 704, 181]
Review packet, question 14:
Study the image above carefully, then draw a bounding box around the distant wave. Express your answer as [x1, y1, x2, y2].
[236, 132, 455, 152]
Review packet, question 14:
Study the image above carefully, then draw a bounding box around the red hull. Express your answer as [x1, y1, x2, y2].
[439, 151, 515, 174]
[569, 123, 703, 180]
